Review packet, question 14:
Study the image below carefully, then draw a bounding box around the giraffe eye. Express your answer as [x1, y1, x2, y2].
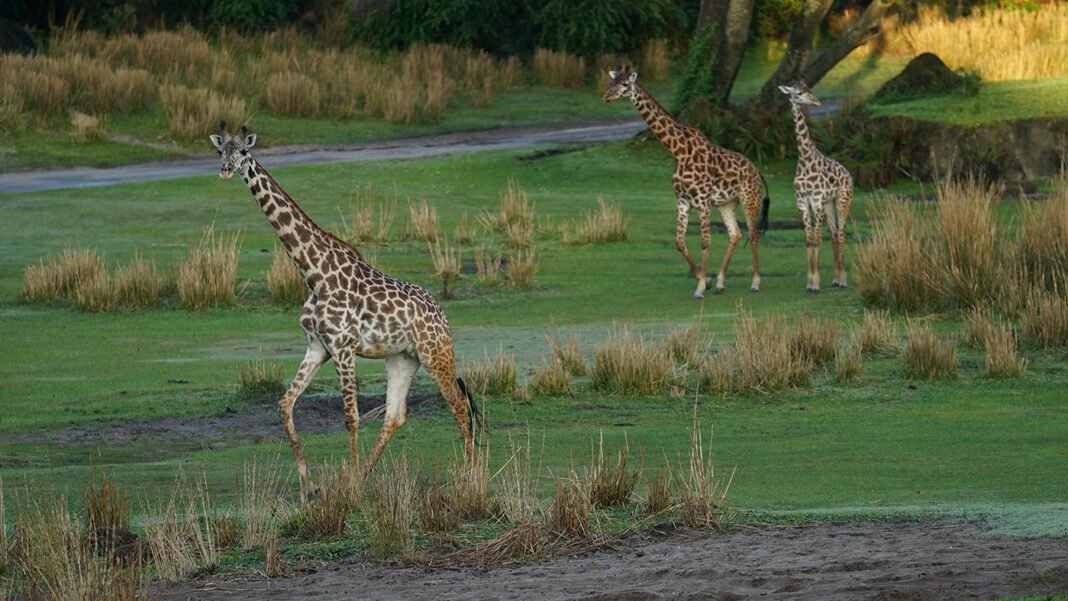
[240, 149, 247, 155]
[216, 150, 222, 155]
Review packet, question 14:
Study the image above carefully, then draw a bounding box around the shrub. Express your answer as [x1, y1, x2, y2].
[561, 197, 630, 245]
[903, 321, 958, 380]
[267, 248, 306, 306]
[114, 253, 161, 308]
[176, 225, 241, 310]
[461, 346, 518, 396]
[590, 326, 673, 395]
[236, 360, 286, 400]
[533, 48, 585, 87]
[428, 236, 462, 299]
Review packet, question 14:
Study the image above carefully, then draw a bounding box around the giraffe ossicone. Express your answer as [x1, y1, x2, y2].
[780, 82, 854, 292]
[210, 123, 480, 501]
[603, 66, 770, 299]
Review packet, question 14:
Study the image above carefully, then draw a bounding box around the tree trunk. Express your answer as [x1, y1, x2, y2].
[676, 0, 756, 113]
[750, 0, 833, 109]
[801, 0, 894, 85]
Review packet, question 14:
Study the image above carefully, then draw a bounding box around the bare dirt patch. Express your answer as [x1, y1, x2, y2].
[160, 521, 1068, 600]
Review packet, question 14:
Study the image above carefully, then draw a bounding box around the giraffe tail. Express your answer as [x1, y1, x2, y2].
[456, 377, 485, 446]
[758, 172, 771, 234]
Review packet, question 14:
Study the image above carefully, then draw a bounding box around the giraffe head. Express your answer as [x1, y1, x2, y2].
[209, 121, 257, 180]
[602, 65, 638, 103]
[778, 82, 821, 107]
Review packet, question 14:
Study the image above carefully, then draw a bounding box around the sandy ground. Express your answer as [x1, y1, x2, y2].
[160, 522, 1068, 601]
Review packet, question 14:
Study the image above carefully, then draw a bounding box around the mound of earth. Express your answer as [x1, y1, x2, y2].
[872, 53, 966, 101]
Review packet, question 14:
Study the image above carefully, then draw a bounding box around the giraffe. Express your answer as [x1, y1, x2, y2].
[603, 66, 770, 299]
[209, 123, 478, 499]
[779, 82, 853, 292]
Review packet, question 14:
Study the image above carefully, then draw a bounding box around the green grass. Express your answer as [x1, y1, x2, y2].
[1, 140, 1065, 543]
[868, 75, 1068, 125]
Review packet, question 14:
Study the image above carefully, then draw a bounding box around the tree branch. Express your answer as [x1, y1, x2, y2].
[801, 0, 896, 87]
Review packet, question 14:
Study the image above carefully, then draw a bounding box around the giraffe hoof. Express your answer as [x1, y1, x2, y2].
[304, 485, 322, 503]
[714, 286, 726, 295]
[692, 291, 705, 300]
[749, 285, 760, 293]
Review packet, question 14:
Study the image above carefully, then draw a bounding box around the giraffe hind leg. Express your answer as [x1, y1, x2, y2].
[420, 341, 476, 464]
[363, 353, 420, 480]
[715, 204, 743, 294]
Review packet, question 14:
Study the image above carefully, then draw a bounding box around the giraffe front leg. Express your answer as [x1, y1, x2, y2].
[674, 200, 703, 298]
[715, 204, 743, 294]
[809, 200, 826, 293]
[281, 340, 329, 502]
[799, 202, 817, 292]
[697, 208, 713, 298]
[364, 353, 420, 480]
[334, 348, 360, 471]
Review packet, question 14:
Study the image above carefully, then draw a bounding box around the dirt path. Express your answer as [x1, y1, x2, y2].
[0, 119, 645, 194]
[161, 522, 1068, 601]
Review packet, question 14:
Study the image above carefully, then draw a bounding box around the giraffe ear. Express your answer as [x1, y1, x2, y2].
[209, 134, 223, 149]
[628, 72, 638, 83]
[778, 85, 793, 95]
[244, 133, 257, 148]
[608, 70, 618, 80]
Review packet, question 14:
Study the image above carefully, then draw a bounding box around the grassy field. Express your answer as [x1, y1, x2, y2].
[2, 137, 1066, 549]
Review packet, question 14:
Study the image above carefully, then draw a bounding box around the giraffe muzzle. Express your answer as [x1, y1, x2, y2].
[219, 171, 234, 180]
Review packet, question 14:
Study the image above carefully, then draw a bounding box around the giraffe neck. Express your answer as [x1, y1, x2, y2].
[630, 84, 687, 156]
[789, 102, 817, 165]
[242, 159, 338, 289]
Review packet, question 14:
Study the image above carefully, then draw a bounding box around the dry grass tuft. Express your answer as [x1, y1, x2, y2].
[962, 306, 1000, 349]
[474, 245, 503, 286]
[453, 212, 476, 244]
[73, 267, 117, 313]
[644, 469, 672, 515]
[790, 313, 840, 367]
[419, 483, 460, 535]
[678, 424, 732, 529]
[454, 522, 546, 565]
[142, 472, 220, 582]
[663, 325, 702, 366]
[533, 48, 586, 87]
[176, 225, 241, 310]
[505, 247, 538, 288]
[494, 437, 541, 525]
[236, 360, 286, 400]
[159, 84, 246, 142]
[293, 463, 358, 539]
[852, 309, 899, 353]
[339, 184, 397, 245]
[240, 459, 290, 550]
[546, 332, 586, 376]
[546, 470, 591, 538]
[903, 320, 958, 380]
[408, 199, 440, 243]
[1018, 180, 1068, 291]
[528, 359, 573, 397]
[20, 246, 107, 303]
[264, 72, 321, 116]
[834, 342, 863, 383]
[115, 253, 161, 308]
[84, 466, 131, 533]
[590, 326, 673, 395]
[642, 39, 672, 81]
[70, 110, 107, 141]
[366, 454, 417, 558]
[855, 199, 936, 312]
[480, 178, 535, 233]
[561, 197, 630, 245]
[1020, 287, 1068, 348]
[448, 455, 490, 522]
[586, 434, 639, 508]
[981, 326, 1026, 378]
[462, 346, 519, 396]
[702, 310, 813, 394]
[428, 236, 462, 299]
[933, 178, 1002, 310]
[263, 532, 290, 578]
[267, 248, 306, 306]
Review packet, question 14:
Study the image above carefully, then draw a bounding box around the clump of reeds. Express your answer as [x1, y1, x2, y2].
[981, 326, 1026, 378]
[408, 199, 440, 243]
[586, 433, 638, 508]
[546, 470, 591, 538]
[528, 359, 573, 397]
[266, 248, 306, 306]
[702, 310, 813, 394]
[292, 463, 358, 539]
[590, 326, 673, 395]
[505, 247, 538, 288]
[546, 332, 586, 376]
[852, 309, 898, 353]
[678, 423, 732, 529]
[834, 342, 863, 383]
[365, 454, 417, 558]
[84, 466, 131, 533]
[561, 198, 630, 245]
[115, 253, 161, 308]
[236, 360, 286, 400]
[461, 346, 518, 396]
[474, 245, 502, 286]
[644, 469, 672, 515]
[1019, 287, 1068, 348]
[533, 48, 586, 87]
[902, 320, 958, 380]
[428, 236, 462, 299]
[176, 225, 241, 310]
[790, 313, 840, 366]
[339, 183, 396, 245]
[240, 459, 290, 550]
[448, 455, 489, 521]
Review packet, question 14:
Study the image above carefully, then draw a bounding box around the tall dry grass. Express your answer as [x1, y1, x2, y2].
[790, 313, 840, 366]
[981, 326, 1026, 378]
[855, 199, 936, 313]
[902, 320, 958, 379]
[19, 246, 107, 303]
[267, 248, 307, 306]
[546, 332, 586, 376]
[428, 236, 463, 298]
[236, 360, 286, 400]
[642, 39, 672, 81]
[494, 437, 541, 525]
[339, 184, 397, 245]
[408, 199, 440, 243]
[533, 49, 586, 87]
[160, 84, 246, 142]
[293, 463, 358, 538]
[462, 346, 519, 396]
[263, 72, 321, 116]
[590, 326, 673, 395]
[176, 225, 241, 310]
[240, 459, 290, 550]
[480, 178, 536, 234]
[114, 253, 161, 308]
[934, 178, 1002, 309]
[1018, 180, 1068, 291]
[505, 247, 538, 288]
[1020, 287, 1068, 348]
[73, 267, 117, 313]
[141, 471, 221, 582]
[84, 466, 131, 533]
[474, 245, 503, 286]
[528, 359, 573, 397]
[561, 197, 630, 245]
[834, 342, 863, 383]
[885, 4, 1068, 80]
[678, 424, 733, 529]
[852, 309, 899, 353]
[587, 434, 638, 508]
[702, 310, 813, 394]
[547, 470, 591, 538]
[448, 453, 490, 521]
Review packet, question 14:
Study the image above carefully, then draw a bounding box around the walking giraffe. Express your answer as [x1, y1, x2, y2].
[779, 82, 853, 292]
[210, 123, 478, 499]
[603, 66, 770, 299]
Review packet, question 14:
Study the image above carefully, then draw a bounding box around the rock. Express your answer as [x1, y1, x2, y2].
[872, 53, 968, 101]
[0, 18, 35, 55]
